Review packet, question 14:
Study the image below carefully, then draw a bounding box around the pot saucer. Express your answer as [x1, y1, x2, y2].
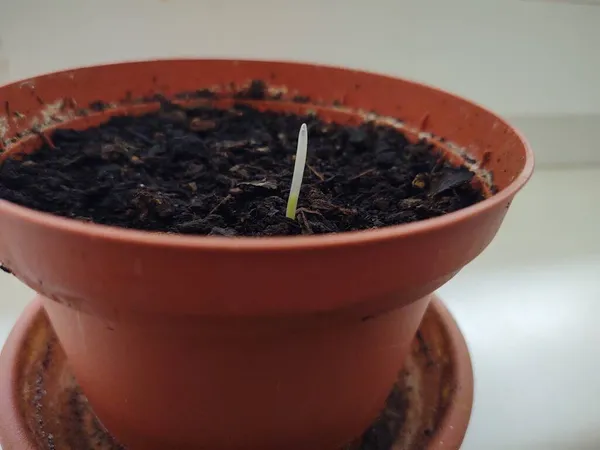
[0, 296, 473, 450]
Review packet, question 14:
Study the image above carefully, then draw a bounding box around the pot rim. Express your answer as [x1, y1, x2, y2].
[0, 299, 40, 450]
[0, 59, 534, 252]
[426, 300, 474, 450]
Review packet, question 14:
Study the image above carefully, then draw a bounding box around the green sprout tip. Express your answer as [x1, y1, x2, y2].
[286, 123, 308, 220]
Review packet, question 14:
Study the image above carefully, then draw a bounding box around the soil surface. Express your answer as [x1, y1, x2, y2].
[0, 101, 483, 236]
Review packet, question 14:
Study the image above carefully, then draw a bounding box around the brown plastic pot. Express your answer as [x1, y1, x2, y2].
[0, 60, 533, 450]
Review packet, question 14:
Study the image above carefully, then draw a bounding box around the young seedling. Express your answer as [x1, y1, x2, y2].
[286, 123, 308, 220]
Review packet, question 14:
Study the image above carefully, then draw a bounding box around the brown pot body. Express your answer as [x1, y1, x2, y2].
[1, 296, 474, 450]
[0, 60, 533, 449]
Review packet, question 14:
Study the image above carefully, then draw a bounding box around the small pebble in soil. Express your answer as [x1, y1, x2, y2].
[0, 102, 484, 237]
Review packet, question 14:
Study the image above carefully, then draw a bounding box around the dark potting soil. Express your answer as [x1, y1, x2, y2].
[348, 384, 409, 450]
[0, 102, 484, 236]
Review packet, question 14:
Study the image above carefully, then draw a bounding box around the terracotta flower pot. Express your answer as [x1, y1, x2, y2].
[0, 60, 533, 450]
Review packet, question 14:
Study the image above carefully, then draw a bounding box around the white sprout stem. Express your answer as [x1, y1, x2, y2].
[286, 123, 308, 219]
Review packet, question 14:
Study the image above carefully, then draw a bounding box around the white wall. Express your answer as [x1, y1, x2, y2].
[1, 0, 599, 165]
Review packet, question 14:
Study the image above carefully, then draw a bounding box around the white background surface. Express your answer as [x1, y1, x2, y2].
[1, 1, 599, 449]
